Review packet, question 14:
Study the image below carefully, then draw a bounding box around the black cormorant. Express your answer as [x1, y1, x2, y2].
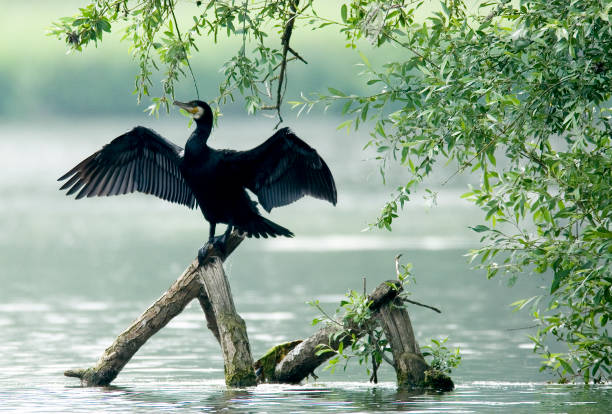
[59, 100, 337, 262]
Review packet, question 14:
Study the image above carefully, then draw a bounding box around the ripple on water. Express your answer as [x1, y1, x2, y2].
[0, 303, 51, 312]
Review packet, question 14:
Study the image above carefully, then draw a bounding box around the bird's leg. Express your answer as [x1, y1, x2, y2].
[221, 224, 233, 245]
[211, 224, 232, 254]
[198, 223, 217, 265]
[208, 222, 216, 244]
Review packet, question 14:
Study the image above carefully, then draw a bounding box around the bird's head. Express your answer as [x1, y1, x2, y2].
[173, 100, 213, 126]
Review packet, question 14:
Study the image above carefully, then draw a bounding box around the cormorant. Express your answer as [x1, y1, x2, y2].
[58, 100, 337, 262]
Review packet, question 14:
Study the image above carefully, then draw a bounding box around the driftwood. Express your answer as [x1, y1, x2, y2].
[198, 257, 256, 386]
[264, 280, 403, 384]
[65, 230, 452, 390]
[255, 280, 452, 390]
[65, 231, 248, 386]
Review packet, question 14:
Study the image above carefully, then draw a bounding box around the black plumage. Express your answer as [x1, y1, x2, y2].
[59, 100, 337, 260]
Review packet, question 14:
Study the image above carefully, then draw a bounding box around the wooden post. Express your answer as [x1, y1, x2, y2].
[198, 258, 256, 387]
[378, 297, 430, 388]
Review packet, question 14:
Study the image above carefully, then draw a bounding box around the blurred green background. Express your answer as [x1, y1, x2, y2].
[0, 1, 387, 118]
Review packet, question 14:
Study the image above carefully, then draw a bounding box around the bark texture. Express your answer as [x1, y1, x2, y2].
[268, 280, 403, 384]
[379, 297, 429, 388]
[65, 231, 244, 386]
[198, 258, 256, 387]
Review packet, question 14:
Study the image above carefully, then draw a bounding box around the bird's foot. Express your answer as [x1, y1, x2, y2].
[212, 233, 229, 254]
[197, 245, 210, 266]
[197, 235, 228, 266]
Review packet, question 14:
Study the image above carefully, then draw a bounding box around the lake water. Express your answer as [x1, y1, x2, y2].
[0, 117, 609, 412]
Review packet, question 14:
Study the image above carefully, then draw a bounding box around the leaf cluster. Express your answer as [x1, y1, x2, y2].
[295, 0, 611, 383]
[309, 290, 388, 381]
[422, 337, 461, 375]
[49, 0, 315, 117]
[310, 263, 459, 382]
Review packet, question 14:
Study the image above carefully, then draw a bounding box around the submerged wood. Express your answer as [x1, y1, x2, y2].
[65, 232, 449, 390]
[380, 297, 454, 391]
[379, 297, 430, 388]
[263, 280, 452, 390]
[64, 231, 244, 386]
[198, 258, 256, 386]
[264, 280, 404, 384]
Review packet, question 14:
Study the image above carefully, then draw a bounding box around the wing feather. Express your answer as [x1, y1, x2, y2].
[58, 126, 196, 208]
[223, 127, 337, 212]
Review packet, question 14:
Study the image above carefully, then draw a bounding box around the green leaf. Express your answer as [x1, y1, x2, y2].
[340, 4, 347, 22]
[558, 358, 575, 375]
[550, 269, 569, 294]
[327, 87, 346, 97]
[358, 51, 371, 68]
[470, 225, 489, 233]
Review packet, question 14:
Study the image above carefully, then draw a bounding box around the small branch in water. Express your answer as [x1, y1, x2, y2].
[506, 325, 538, 331]
[401, 298, 442, 314]
[395, 254, 402, 279]
[381, 352, 395, 368]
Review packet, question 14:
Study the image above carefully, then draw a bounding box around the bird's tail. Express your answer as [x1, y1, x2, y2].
[240, 216, 294, 239]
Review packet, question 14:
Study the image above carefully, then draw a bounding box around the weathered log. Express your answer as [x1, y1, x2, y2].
[264, 280, 403, 384]
[261, 280, 452, 390]
[65, 231, 244, 386]
[379, 297, 430, 388]
[379, 298, 454, 391]
[198, 257, 256, 387]
[197, 292, 220, 344]
[253, 340, 303, 383]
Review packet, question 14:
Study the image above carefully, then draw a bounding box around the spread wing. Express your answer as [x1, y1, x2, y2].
[224, 127, 337, 212]
[58, 126, 196, 208]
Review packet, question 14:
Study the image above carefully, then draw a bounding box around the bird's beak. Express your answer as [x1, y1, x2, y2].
[173, 100, 199, 114]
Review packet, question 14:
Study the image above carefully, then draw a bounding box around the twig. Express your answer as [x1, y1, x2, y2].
[274, 0, 300, 127]
[168, 0, 199, 99]
[363, 277, 367, 297]
[381, 351, 395, 367]
[401, 298, 441, 314]
[395, 254, 403, 279]
[288, 46, 308, 64]
[506, 325, 538, 331]
[370, 350, 379, 383]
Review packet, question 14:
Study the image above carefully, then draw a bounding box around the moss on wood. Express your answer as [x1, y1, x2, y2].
[253, 340, 302, 383]
[423, 369, 455, 392]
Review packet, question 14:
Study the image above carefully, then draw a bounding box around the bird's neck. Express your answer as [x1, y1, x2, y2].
[184, 122, 212, 162]
[193, 121, 212, 145]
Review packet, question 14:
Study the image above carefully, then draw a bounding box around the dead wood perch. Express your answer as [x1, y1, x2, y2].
[65, 230, 251, 387]
[65, 230, 452, 391]
[256, 280, 453, 391]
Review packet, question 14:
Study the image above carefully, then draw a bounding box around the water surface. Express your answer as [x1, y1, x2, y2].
[0, 117, 609, 412]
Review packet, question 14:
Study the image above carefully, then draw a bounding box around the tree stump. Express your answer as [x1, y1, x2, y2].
[379, 296, 430, 388]
[197, 258, 256, 386]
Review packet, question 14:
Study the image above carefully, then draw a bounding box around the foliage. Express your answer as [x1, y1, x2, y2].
[310, 289, 387, 382]
[51, 0, 611, 382]
[422, 337, 461, 375]
[310, 261, 460, 382]
[49, 0, 314, 119]
[295, 0, 612, 383]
